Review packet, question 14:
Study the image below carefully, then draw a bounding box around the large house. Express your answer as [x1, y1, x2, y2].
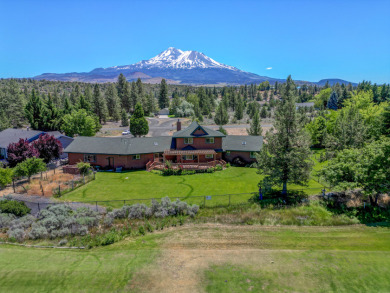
[64, 121, 262, 170]
[0, 128, 73, 161]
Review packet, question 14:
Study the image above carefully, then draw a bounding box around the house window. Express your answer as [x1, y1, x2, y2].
[250, 152, 257, 159]
[184, 155, 193, 160]
[184, 138, 193, 144]
[205, 154, 213, 159]
[205, 137, 214, 144]
[84, 154, 96, 163]
[133, 154, 141, 160]
[226, 151, 230, 156]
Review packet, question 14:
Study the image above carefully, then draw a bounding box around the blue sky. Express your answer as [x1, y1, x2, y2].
[1, 0, 389, 83]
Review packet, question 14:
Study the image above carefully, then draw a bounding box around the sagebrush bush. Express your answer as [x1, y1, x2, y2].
[7, 228, 26, 242]
[0, 213, 16, 229]
[108, 197, 199, 220]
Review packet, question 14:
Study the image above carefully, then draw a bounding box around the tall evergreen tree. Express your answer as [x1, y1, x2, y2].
[105, 84, 121, 121]
[136, 78, 145, 107]
[63, 97, 73, 115]
[77, 94, 90, 112]
[25, 89, 44, 130]
[247, 108, 262, 136]
[214, 102, 229, 126]
[130, 103, 149, 137]
[327, 91, 339, 110]
[383, 104, 390, 136]
[158, 79, 169, 109]
[42, 93, 60, 131]
[130, 81, 139, 111]
[92, 84, 108, 124]
[121, 109, 129, 127]
[234, 96, 244, 120]
[257, 76, 313, 195]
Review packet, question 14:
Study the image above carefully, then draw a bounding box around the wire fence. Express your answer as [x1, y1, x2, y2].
[6, 187, 328, 215]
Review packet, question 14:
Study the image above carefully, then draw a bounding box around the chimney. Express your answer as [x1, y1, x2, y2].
[176, 119, 181, 131]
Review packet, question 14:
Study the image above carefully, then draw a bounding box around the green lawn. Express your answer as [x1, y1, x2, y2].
[1, 225, 389, 292]
[61, 167, 325, 208]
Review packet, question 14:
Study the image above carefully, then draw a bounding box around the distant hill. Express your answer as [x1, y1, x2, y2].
[316, 79, 357, 86]
[33, 47, 357, 86]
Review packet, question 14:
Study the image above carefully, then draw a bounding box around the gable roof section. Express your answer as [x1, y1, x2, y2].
[0, 128, 45, 148]
[223, 135, 263, 152]
[173, 121, 225, 138]
[64, 136, 172, 155]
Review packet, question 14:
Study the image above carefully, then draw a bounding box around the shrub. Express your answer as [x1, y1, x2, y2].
[77, 162, 91, 175]
[7, 228, 26, 242]
[58, 239, 68, 246]
[0, 200, 31, 217]
[28, 223, 48, 239]
[138, 225, 145, 235]
[0, 213, 16, 229]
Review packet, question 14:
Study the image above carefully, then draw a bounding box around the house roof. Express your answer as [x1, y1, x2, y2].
[64, 136, 172, 155]
[222, 135, 263, 152]
[173, 121, 225, 138]
[0, 128, 44, 148]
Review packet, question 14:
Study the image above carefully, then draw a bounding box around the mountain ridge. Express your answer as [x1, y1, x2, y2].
[33, 47, 357, 86]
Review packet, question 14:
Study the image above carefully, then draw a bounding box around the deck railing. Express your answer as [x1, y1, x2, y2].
[146, 160, 226, 171]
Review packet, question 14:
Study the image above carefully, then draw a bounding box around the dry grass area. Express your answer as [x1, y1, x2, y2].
[129, 223, 390, 293]
[0, 168, 77, 197]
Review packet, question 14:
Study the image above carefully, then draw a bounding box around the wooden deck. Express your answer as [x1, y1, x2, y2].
[146, 160, 226, 171]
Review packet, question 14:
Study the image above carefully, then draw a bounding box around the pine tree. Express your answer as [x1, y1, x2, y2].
[78, 94, 90, 112]
[117, 73, 131, 110]
[130, 81, 138, 111]
[130, 103, 149, 137]
[260, 106, 267, 118]
[63, 97, 73, 115]
[121, 109, 129, 127]
[136, 78, 145, 107]
[92, 84, 108, 124]
[257, 75, 313, 195]
[234, 96, 244, 120]
[42, 93, 60, 131]
[84, 85, 93, 105]
[247, 109, 262, 136]
[145, 94, 157, 116]
[25, 89, 44, 130]
[327, 91, 338, 110]
[158, 79, 169, 109]
[214, 102, 229, 126]
[105, 84, 121, 121]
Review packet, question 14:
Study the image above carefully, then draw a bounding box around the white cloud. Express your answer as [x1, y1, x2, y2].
[266, 67, 272, 70]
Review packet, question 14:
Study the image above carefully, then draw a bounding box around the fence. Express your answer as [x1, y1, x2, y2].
[7, 187, 328, 215]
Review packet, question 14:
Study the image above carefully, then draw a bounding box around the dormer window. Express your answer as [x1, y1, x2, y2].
[205, 137, 214, 144]
[242, 141, 247, 145]
[154, 142, 158, 146]
[184, 138, 193, 144]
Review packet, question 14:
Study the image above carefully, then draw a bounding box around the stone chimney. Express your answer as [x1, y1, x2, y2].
[176, 119, 181, 131]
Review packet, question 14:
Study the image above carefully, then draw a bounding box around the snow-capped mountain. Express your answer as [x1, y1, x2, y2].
[33, 47, 355, 85]
[113, 47, 240, 71]
[34, 47, 277, 84]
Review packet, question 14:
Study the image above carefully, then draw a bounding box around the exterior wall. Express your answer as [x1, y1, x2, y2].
[176, 137, 223, 150]
[223, 151, 257, 163]
[58, 137, 74, 159]
[67, 153, 154, 169]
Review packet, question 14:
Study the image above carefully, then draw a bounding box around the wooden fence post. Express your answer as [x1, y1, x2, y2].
[37, 202, 40, 212]
[58, 184, 61, 196]
[12, 180, 16, 193]
[95, 201, 98, 211]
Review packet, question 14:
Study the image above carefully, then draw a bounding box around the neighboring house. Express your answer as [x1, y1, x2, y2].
[0, 128, 45, 160]
[65, 121, 263, 170]
[0, 128, 73, 161]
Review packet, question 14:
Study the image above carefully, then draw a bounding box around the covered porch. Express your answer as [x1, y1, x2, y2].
[146, 149, 226, 171]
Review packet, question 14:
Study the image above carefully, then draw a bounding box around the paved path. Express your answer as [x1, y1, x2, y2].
[4, 194, 106, 215]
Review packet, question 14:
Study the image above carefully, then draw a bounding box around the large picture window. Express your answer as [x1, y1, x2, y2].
[205, 154, 213, 159]
[184, 138, 193, 144]
[133, 154, 141, 160]
[205, 137, 214, 144]
[84, 154, 96, 163]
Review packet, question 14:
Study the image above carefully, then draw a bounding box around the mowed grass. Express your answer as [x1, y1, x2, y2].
[0, 234, 162, 293]
[202, 226, 390, 293]
[0, 225, 389, 292]
[61, 167, 325, 208]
